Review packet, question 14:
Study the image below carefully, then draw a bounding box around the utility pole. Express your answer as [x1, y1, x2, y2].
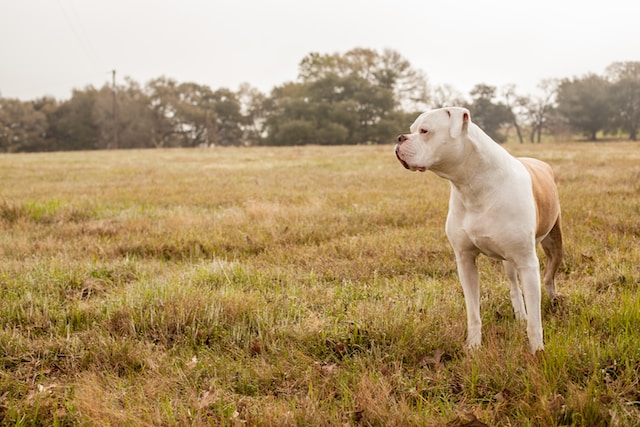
[112, 69, 119, 149]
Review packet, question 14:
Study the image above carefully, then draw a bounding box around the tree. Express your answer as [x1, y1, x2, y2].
[144, 78, 245, 147]
[264, 81, 350, 145]
[466, 84, 514, 143]
[500, 84, 526, 143]
[606, 61, 640, 140]
[145, 77, 183, 147]
[93, 78, 156, 149]
[521, 79, 559, 143]
[556, 74, 612, 141]
[377, 48, 430, 112]
[171, 81, 215, 147]
[49, 87, 100, 150]
[265, 48, 425, 145]
[0, 98, 47, 152]
[237, 83, 267, 145]
[32, 96, 61, 150]
[310, 47, 430, 114]
[430, 84, 467, 109]
[209, 88, 244, 146]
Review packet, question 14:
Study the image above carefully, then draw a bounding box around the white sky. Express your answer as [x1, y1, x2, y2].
[1, 0, 638, 101]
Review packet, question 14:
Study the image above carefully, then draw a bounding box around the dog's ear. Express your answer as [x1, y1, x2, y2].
[447, 108, 470, 139]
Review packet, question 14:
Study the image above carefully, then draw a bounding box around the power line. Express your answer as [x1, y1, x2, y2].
[55, 0, 104, 71]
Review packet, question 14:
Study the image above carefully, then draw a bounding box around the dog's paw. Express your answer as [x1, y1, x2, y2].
[465, 340, 482, 355]
[549, 293, 567, 314]
[551, 293, 566, 304]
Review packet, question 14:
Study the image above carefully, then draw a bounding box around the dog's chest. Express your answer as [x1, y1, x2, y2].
[463, 218, 508, 259]
[447, 205, 519, 260]
[468, 234, 506, 259]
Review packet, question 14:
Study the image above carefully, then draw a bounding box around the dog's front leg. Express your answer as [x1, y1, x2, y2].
[455, 251, 482, 349]
[519, 263, 544, 353]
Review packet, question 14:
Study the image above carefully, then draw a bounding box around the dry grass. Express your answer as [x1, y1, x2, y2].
[1, 142, 639, 426]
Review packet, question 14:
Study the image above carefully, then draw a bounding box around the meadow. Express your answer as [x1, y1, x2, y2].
[0, 142, 639, 426]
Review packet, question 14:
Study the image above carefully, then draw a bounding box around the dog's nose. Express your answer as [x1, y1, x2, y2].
[397, 134, 408, 144]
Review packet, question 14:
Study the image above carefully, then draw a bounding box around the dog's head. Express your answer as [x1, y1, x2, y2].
[394, 107, 470, 173]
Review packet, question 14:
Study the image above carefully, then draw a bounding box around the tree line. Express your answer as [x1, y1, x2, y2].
[1, 49, 639, 152]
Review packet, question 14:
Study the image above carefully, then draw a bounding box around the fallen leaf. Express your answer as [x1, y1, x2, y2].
[421, 348, 445, 369]
[250, 340, 263, 356]
[548, 394, 566, 414]
[314, 362, 338, 376]
[332, 341, 347, 356]
[447, 412, 489, 427]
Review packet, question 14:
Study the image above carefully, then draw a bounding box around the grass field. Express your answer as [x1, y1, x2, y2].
[1, 142, 639, 426]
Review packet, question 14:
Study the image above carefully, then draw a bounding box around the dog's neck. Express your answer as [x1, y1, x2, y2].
[435, 123, 516, 204]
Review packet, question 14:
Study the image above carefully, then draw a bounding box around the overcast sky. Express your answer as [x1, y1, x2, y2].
[1, 0, 638, 101]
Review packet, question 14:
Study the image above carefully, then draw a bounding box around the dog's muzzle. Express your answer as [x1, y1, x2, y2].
[395, 134, 412, 170]
[395, 145, 411, 170]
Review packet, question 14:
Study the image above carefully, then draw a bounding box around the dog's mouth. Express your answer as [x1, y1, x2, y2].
[395, 146, 426, 172]
[395, 146, 411, 169]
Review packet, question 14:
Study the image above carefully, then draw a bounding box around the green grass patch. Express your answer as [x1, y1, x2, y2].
[1, 143, 640, 425]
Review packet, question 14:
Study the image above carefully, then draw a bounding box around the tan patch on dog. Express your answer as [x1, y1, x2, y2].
[519, 157, 561, 239]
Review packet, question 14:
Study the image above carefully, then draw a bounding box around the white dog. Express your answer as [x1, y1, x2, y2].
[394, 107, 562, 353]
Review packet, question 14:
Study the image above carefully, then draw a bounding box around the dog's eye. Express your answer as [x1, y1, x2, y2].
[420, 128, 428, 134]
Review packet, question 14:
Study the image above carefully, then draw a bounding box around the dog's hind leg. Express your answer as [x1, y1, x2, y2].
[503, 260, 526, 320]
[540, 216, 563, 300]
